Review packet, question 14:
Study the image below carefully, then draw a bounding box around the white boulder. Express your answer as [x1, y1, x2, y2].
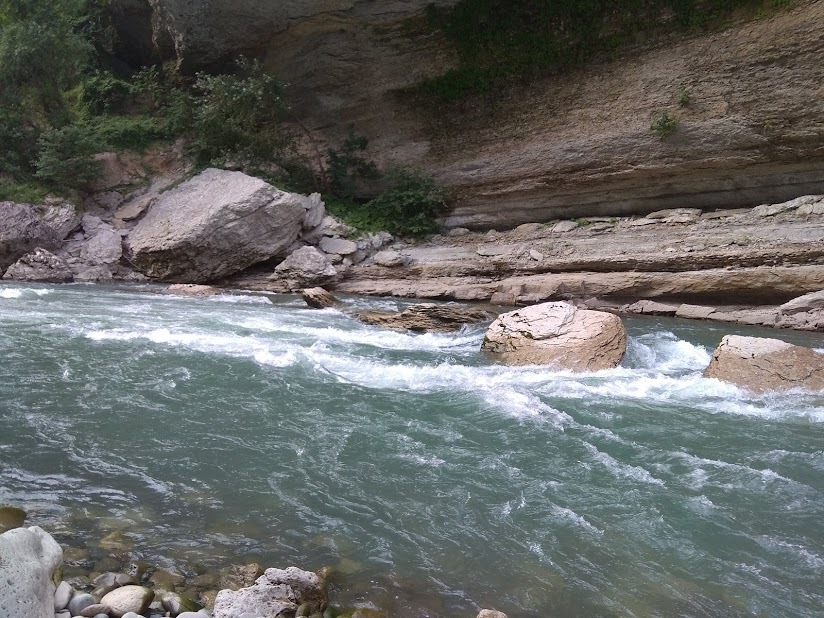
[481, 302, 627, 371]
[703, 335, 824, 393]
[0, 526, 63, 618]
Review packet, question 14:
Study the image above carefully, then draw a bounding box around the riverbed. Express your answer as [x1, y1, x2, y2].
[1, 283, 823, 617]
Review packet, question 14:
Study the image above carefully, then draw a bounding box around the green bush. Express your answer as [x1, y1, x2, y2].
[79, 71, 131, 115]
[328, 166, 447, 237]
[190, 57, 293, 166]
[85, 115, 166, 150]
[650, 110, 680, 139]
[35, 124, 101, 189]
[325, 129, 380, 199]
[0, 178, 50, 203]
[676, 87, 692, 107]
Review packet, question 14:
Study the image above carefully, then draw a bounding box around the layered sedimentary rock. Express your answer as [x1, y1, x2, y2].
[111, 1, 824, 228]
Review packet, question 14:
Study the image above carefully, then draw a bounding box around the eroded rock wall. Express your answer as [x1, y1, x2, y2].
[112, 0, 824, 229]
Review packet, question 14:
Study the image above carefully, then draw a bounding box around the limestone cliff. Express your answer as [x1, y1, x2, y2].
[111, 0, 824, 229]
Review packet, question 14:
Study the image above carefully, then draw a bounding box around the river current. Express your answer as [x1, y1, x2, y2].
[1, 283, 823, 617]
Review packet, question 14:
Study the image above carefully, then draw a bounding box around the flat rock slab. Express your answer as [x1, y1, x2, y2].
[704, 335, 824, 393]
[357, 304, 492, 333]
[482, 302, 627, 371]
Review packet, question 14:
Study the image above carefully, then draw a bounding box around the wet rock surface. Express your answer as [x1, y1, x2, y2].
[703, 335, 824, 393]
[482, 302, 627, 371]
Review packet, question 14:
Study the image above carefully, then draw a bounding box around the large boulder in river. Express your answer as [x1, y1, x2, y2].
[0, 202, 62, 271]
[0, 526, 63, 618]
[3, 248, 73, 283]
[213, 567, 327, 618]
[703, 335, 824, 393]
[126, 169, 306, 282]
[481, 302, 627, 371]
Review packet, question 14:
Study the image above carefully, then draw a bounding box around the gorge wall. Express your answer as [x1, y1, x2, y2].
[111, 0, 824, 229]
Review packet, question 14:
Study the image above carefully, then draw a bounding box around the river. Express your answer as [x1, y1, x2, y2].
[1, 283, 823, 617]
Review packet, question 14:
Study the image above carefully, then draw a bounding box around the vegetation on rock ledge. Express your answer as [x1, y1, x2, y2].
[419, 0, 797, 102]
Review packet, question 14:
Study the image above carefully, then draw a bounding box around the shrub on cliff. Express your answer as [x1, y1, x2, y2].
[34, 124, 101, 190]
[328, 166, 447, 238]
[189, 58, 294, 167]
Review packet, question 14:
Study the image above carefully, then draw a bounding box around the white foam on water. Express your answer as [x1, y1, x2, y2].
[756, 537, 824, 570]
[229, 316, 483, 353]
[207, 294, 273, 305]
[671, 452, 805, 489]
[583, 442, 666, 486]
[626, 332, 712, 372]
[0, 287, 52, 299]
[551, 506, 604, 535]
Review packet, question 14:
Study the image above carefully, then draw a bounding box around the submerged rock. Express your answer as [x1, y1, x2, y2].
[703, 335, 824, 393]
[213, 566, 327, 618]
[301, 287, 339, 309]
[3, 248, 73, 283]
[0, 505, 26, 533]
[477, 611, 508, 618]
[357, 304, 493, 333]
[481, 302, 627, 371]
[126, 169, 306, 282]
[166, 283, 221, 297]
[0, 526, 63, 618]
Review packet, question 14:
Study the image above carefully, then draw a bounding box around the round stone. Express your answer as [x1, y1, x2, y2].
[99, 585, 155, 617]
[54, 580, 74, 611]
[68, 593, 96, 616]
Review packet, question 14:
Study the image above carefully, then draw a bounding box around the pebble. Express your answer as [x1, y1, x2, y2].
[80, 604, 112, 617]
[54, 611, 70, 618]
[54, 581, 73, 611]
[68, 593, 96, 616]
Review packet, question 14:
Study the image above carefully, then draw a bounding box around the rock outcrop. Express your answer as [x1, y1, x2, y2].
[271, 246, 337, 290]
[481, 302, 627, 371]
[3, 249, 74, 283]
[357, 303, 492, 333]
[0, 203, 62, 271]
[126, 169, 306, 282]
[777, 290, 824, 331]
[110, 1, 824, 228]
[703, 335, 824, 393]
[0, 526, 63, 618]
[213, 566, 327, 618]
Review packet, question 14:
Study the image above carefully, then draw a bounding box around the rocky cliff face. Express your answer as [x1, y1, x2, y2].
[112, 0, 824, 229]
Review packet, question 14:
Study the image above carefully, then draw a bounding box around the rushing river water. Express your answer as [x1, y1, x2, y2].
[1, 282, 823, 617]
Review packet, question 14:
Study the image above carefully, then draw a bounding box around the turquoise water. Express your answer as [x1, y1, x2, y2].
[1, 282, 823, 617]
